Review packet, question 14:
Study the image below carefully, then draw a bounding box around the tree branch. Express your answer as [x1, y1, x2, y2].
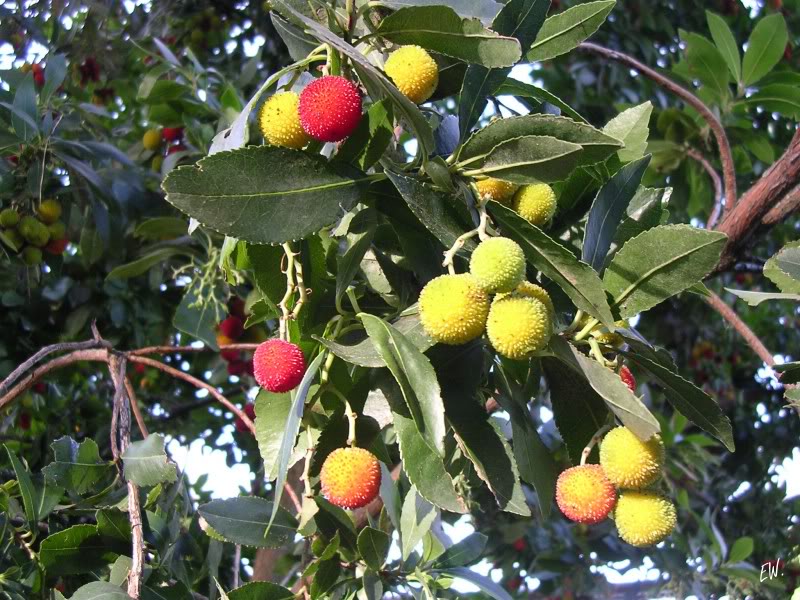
[579, 42, 737, 214]
[761, 182, 800, 228]
[705, 291, 774, 367]
[125, 377, 150, 439]
[686, 147, 724, 228]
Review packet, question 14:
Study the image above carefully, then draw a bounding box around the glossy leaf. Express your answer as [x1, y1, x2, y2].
[469, 134, 582, 183]
[198, 496, 297, 548]
[706, 11, 741, 82]
[435, 533, 488, 567]
[681, 31, 730, 98]
[527, 0, 616, 62]
[437, 567, 513, 600]
[602, 102, 652, 163]
[400, 486, 438, 560]
[494, 78, 588, 122]
[379, 0, 503, 23]
[358, 527, 391, 570]
[254, 390, 293, 481]
[742, 13, 788, 86]
[39, 524, 128, 575]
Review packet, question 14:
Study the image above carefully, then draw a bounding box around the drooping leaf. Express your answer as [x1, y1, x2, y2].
[602, 102, 653, 163]
[742, 13, 788, 86]
[436, 567, 514, 600]
[706, 11, 741, 82]
[527, 0, 616, 62]
[603, 225, 727, 318]
[198, 497, 297, 548]
[582, 155, 651, 272]
[106, 248, 190, 280]
[336, 209, 377, 304]
[39, 524, 128, 576]
[254, 390, 293, 481]
[358, 527, 391, 570]
[400, 486, 438, 560]
[488, 202, 615, 327]
[121, 434, 177, 487]
[435, 533, 488, 567]
[377, 6, 522, 68]
[10, 74, 38, 142]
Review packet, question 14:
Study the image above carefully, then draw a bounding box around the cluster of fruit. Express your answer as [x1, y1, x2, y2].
[477, 178, 558, 228]
[0, 200, 69, 265]
[419, 236, 554, 360]
[143, 127, 186, 172]
[556, 425, 677, 548]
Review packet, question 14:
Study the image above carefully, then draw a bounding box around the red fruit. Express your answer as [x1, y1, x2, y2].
[162, 127, 184, 141]
[620, 366, 636, 393]
[8, 155, 19, 165]
[219, 315, 244, 340]
[32, 63, 45, 87]
[33, 382, 46, 394]
[555, 464, 617, 524]
[134, 363, 146, 375]
[229, 296, 246, 318]
[253, 339, 306, 393]
[320, 447, 382, 509]
[227, 360, 247, 376]
[167, 144, 186, 155]
[512, 538, 526, 552]
[79, 57, 100, 85]
[299, 76, 362, 142]
[19, 412, 31, 430]
[221, 348, 240, 362]
[45, 238, 69, 255]
[235, 403, 256, 433]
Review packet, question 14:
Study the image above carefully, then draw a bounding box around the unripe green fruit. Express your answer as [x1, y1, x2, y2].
[469, 237, 526, 293]
[513, 183, 557, 226]
[37, 199, 62, 224]
[48, 220, 66, 240]
[487, 295, 552, 359]
[22, 246, 43, 265]
[152, 155, 164, 172]
[0, 208, 20, 227]
[19, 216, 50, 247]
[2, 228, 23, 251]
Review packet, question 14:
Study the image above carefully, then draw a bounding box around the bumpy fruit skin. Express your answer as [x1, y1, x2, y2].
[470, 237, 526, 293]
[19, 216, 50, 247]
[0, 208, 20, 227]
[142, 129, 162, 151]
[37, 199, 62, 224]
[48, 221, 66, 239]
[259, 92, 310, 149]
[253, 339, 307, 393]
[615, 491, 677, 547]
[384, 45, 439, 104]
[600, 426, 664, 489]
[620, 366, 636, 392]
[487, 295, 552, 360]
[475, 178, 518, 205]
[22, 246, 43, 265]
[513, 183, 557, 226]
[299, 76, 362, 142]
[507, 281, 555, 317]
[556, 465, 617, 524]
[219, 316, 244, 340]
[419, 274, 490, 345]
[320, 447, 382, 509]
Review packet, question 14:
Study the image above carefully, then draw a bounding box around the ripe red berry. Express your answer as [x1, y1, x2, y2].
[220, 348, 240, 362]
[299, 76, 362, 142]
[555, 464, 617, 524]
[19, 412, 31, 430]
[219, 315, 244, 340]
[620, 365, 636, 393]
[320, 447, 382, 509]
[253, 339, 306, 393]
[162, 127, 184, 141]
[228, 296, 246, 318]
[45, 237, 69, 255]
[512, 538, 526, 552]
[227, 360, 247, 376]
[32, 64, 45, 87]
[33, 382, 46, 394]
[134, 363, 146, 375]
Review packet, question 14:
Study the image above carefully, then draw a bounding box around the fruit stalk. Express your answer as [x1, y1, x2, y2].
[580, 423, 612, 466]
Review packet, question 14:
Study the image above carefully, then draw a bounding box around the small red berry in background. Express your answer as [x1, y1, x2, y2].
[162, 127, 184, 142]
[220, 348, 239, 362]
[253, 339, 307, 393]
[234, 402, 256, 433]
[45, 238, 69, 255]
[512, 538, 526, 552]
[228, 296, 246, 318]
[219, 315, 243, 340]
[32, 63, 45, 87]
[19, 412, 31, 430]
[33, 382, 46, 394]
[134, 362, 146, 375]
[620, 365, 636, 393]
[227, 360, 247, 376]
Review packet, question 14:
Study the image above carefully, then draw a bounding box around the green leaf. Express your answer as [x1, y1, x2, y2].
[582, 156, 651, 272]
[42, 54, 68, 103]
[5, 447, 38, 524]
[437, 567, 513, 600]
[227, 582, 294, 600]
[621, 337, 734, 451]
[173, 282, 225, 350]
[254, 390, 293, 481]
[527, 0, 616, 62]
[43, 436, 110, 494]
[471, 134, 582, 183]
[134, 217, 190, 241]
[270, 13, 318, 62]
[460, 113, 621, 168]
[163, 146, 369, 244]
[336, 209, 377, 304]
[197, 496, 297, 548]
[361, 314, 446, 456]
[706, 11, 741, 83]
[604, 225, 727, 318]
[458, 0, 551, 137]
[79, 227, 104, 266]
[764, 241, 800, 294]
[550, 337, 660, 440]
[336, 100, 394, 170]
[96, 508, 132, 542]
[435, 533, 487, 567]
[39, 524, 128, 576]
[728, 536, 754, 563]
[681, 31, 730, 98]
[358, 527, 391, 570]
[400, 485, 438, 560]
[488, 202, 615, 327]
[380, 0, 503, 23]
[377, 6, 522, 68]
[602, 102, 653, 163]
[742, 13, 788, 86]
[494, 78, 588, 123]
[726, 288, 800, 306]
[106, 248, 187, 280]
[613, 186, 670, 247]
[774, 361, 800, 384]
[11, 75, 38, 142]
[121, 434, 177, 487]
[70, 582, 132, 600]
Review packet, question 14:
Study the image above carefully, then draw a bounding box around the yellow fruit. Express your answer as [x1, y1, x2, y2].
[475, 178, 518, 206]
[513, 183, 557, 226]
[615, 491, 677, 547]
[469, 237, 526, 293]
[37, 199, 62, 224]
[384, 45, 439, 104]
[511, 281, 555, 317]
[419, 274, 490, 345]
[152, 155, 164, 172]
[600, 426, 664, 489]
[556, 464, 617, 524]
[259, 91, 310, 149]
[142, 129, 162, 151]
[320, 447, 382, 509]
[486, 295, 552, 360]
[592, 319, 628, 348]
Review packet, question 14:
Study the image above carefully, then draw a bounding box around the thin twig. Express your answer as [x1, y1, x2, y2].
[284, 481, 303, 514]
[579, 42, 737, 216]
[125, 377, 149, 439]
[686, 147, 724, 228]
[232, 544, 242, 589]
[128, 343, 259, 356]
[581, 424, 612, 466]
[706, 291, 775, 367]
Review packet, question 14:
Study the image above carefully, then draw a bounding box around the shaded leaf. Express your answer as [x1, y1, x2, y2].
[358, 527, 391, 570]
[227, 582, 294, 600]
[70, 582, 132, 600]
[400, 485, 438, 560]
[435, 533, 488, 567]
[764, 241, 800, 294]
[121, 434, 177, 487]
[198, 496, 297, 548]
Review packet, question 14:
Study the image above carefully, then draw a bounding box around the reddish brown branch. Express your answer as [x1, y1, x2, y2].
[129, 343, 259, 356]
[579, 42, 737, 215]
[761, 183, 800, 228]
[705, 291, 775, 367]
[686, 147, 724, 228]
[125, 377, 150, 439]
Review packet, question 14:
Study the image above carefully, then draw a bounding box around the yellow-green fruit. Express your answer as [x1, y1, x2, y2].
[512, 281, 555, 317]
[469, 237, 526, 293]
[37, 199, 62, 224]
[0, 208, 20, 227]
[419, 274, 490, 345]
[19, 216, 50, 247]
[475, 178, 518, 206]
[487, 295, 552, 359]
[22, 246, 43, 265]
[142, 128, 162, 151]
[1, 228, 23, 251]
[600, 426, 664, 489]
[47, 221, 66, 240]
[513, 183, 557, 226]
[384, 45, 439, 104]
[259, 92, 310, 149]
[615, 491, 677, 547]
[152, 154, 164, 172]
